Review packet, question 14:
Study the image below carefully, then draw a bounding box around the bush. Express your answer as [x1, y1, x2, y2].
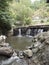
[25, 17, 32, 25]
[41, 20, 44, 23]
[47, 19, 49, 22]
[0, 19, 11, 35]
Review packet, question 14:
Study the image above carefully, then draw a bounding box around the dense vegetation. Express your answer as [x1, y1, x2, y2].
[0, 0, 49, 35]
[0, 0, 12, 35]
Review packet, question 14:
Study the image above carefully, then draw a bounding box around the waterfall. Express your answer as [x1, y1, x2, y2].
[26, 29, 32, 37]
[38, 29, 43, 33]
[34, 29, 38, 36]
[18, 28, 22, 37]
[26, 29, 31, 35]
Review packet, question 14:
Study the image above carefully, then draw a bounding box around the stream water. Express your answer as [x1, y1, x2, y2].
[6, 36, 33, 50]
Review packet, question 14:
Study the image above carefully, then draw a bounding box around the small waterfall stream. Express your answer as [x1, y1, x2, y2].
[38, 29, 43, 33]
[26, 29, 32, 37]
[26, 29, 31, 35]
[18, 29, 22, 37]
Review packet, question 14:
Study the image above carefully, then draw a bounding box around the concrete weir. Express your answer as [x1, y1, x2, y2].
[13, 25, 49, 36]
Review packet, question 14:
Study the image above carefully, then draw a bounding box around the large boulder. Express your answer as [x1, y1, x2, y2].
[0, 47, 14, 57]
[23, 49, 33, 58]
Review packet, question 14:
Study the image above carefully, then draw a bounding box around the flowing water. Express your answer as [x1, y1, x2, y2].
[0, 36, 33, 65]
[18, 29, 22, 37]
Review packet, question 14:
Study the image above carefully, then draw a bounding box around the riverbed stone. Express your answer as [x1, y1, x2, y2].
[0, 47, 14, 57]
[34, 41, 41, 48]
[0, 42, 9, 47]
[19, 51, 24, 59]
[38, 43, 44, 49]
[32, 48, 39, 53]
[23, 49, 33, 58]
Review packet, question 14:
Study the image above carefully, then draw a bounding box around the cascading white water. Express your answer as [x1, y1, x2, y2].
[18, 29, 22, 37]
[26, 29, 32, 37]
[38, 29, 43, 33]
[26, 29, 31, 35]
[1, 52, 20, 65]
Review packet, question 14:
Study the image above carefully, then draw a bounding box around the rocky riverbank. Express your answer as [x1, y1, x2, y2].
[0, 31, 49, 65]
[30, 31, 49, 65]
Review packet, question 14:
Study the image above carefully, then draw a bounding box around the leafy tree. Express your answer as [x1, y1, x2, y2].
[0, 0, 12, 35]
[9, 0, 33, 26]
[25, 17, 32, 25]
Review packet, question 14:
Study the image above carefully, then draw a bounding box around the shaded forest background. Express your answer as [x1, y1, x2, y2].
[0, 0, 49, 35]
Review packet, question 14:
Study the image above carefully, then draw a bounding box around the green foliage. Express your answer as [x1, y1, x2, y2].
[16, 6, 32, 25]
[20, 0, 31, 7]
[0, 0, 12, 35]
[31, 0, 46, 10]
[41, 20, 44, 23]
[0, 19, 11, 35]
[47, 19, 49, 22]
[9, 0, 33, 26]
[25, 17, 32, 25]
